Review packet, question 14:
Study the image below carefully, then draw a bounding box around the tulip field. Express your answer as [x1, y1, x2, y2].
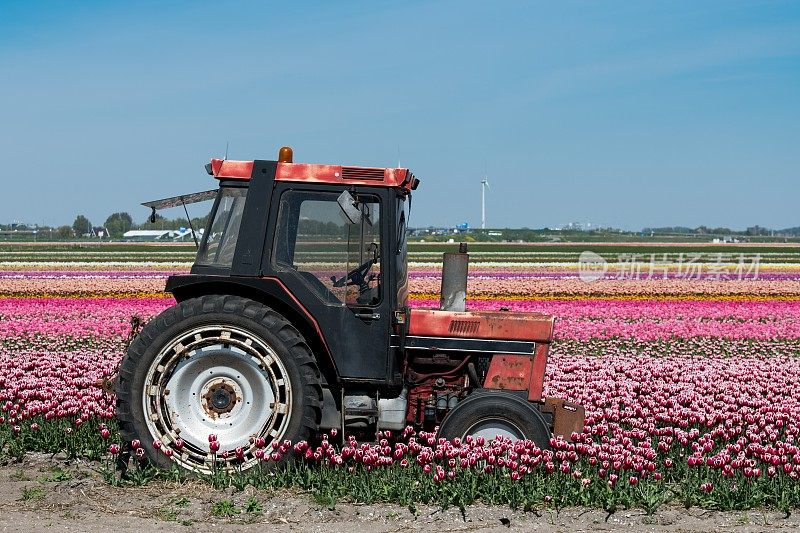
[2, 242, 800, 513]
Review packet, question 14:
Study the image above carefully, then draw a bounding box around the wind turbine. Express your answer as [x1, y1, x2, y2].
[481, 177, 490, 230]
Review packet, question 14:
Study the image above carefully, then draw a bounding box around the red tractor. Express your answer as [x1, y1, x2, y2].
[117, 147, 584, 473]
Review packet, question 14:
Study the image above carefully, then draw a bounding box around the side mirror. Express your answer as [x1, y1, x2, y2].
[337, 191, 362, 225]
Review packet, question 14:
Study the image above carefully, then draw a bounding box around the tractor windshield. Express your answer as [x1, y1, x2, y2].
[195, 186, 248, 268]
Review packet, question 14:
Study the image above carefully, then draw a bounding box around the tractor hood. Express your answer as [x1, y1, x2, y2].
[407, 308, 554, 344]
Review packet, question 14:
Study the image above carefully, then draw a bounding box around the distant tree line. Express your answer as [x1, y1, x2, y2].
[3, 212, 800, 240]
[31, 212, 211, 239]
[643, 226, 800, 237]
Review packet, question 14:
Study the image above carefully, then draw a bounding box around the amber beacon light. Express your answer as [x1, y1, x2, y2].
[278, 146, 293, 163]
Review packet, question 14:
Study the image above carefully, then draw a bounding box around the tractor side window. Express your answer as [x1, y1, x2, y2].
[196, 187, 247, 267]
[273, 190, 382, 307]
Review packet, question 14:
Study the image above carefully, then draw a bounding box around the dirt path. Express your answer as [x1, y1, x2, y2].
[0, 455, 797, 532]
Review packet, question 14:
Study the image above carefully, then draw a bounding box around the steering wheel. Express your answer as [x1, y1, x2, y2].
[331, 243, 379, 291]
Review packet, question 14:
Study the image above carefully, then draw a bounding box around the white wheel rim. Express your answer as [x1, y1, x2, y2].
[464, 418, 525, 442]
[142, 324, 292, 473]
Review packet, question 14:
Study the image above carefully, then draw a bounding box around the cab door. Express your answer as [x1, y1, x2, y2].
[266, 183, 393, 382]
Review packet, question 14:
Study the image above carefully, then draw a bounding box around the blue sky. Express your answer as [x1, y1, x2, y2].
[1, 1, 798, 230]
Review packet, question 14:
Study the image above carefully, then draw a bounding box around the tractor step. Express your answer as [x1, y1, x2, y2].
[343, 394, 378, 428]
[343, 394, 378, 417]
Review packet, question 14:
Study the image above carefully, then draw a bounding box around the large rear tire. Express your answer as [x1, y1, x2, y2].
[116, 294, 322, 474]
[438, 391, 551, 449]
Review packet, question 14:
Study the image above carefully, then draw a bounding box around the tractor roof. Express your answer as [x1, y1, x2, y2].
[208, 159, 418, 192]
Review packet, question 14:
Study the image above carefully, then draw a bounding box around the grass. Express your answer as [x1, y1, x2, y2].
[170, 496, 191, 508]
[10, 469, 31, 482]
[156, 493, 192, 521]
[0, 243, 195, 253]
[157, 506, 179, 522]
[210, 499, 237, 518]
[21, 486, 45, 501]
[209, 497, 263, 519]
[244, 495, 262, 515]
[411, 242, 800, 254]
[40, 465, 72, 483]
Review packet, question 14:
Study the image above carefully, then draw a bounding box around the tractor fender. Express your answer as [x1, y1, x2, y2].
[165, 274, 340, 387]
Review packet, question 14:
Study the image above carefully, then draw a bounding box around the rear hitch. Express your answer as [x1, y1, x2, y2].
[540, 397, 585, 441]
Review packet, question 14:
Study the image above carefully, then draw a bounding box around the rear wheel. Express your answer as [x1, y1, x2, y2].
[116, 295, 322, 474]
[438, 391, 551, 449]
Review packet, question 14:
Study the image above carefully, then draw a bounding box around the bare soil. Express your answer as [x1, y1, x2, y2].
[0, 454, 797, 532]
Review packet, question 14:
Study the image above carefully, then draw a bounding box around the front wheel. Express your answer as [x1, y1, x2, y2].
[116, 295, 322, 474]
[438, 391, 551, 449]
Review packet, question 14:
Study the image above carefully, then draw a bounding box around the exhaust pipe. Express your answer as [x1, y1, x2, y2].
[440, 242, 469, 312]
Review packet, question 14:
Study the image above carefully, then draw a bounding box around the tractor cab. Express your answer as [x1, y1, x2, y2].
[160, 148, 416, 386]
[119, 147, 583, 474]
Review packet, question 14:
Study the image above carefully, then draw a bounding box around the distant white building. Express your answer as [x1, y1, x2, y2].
[712, 236, 740, 244]
[123, 230, 173, 241]
[123, 228, 202, 242]
[82, 226, 109, 238]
